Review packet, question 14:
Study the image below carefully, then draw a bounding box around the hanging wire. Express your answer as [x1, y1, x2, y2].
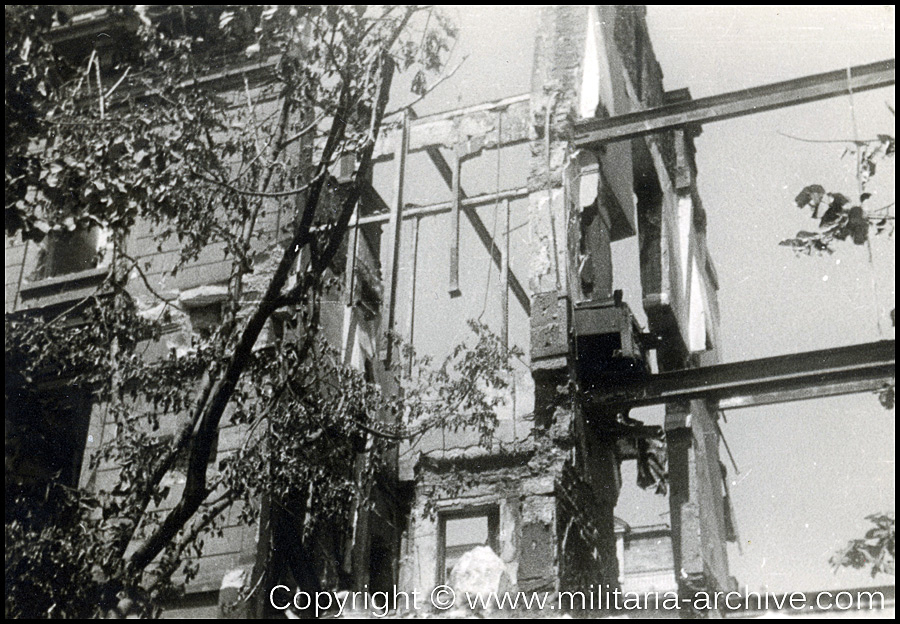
[846, 66, 885, 337]
[477, 110, 503, 321]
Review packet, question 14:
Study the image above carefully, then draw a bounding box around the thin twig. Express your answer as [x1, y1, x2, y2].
[120, 251, 178, 303]
[277, 112, 326, 150]
[846, 66, 884, 337]
[227, 131, 276, 185]
[777, 131, 879, 145]
[868, 201, 895, 214]
[192, 168, 324, 198]
[44, 118, 132, 127]
[44, 291, 102, 327]
[383, 55, 468, 118]
[104, 66, 131, 100]
[70, 49, 96, 102]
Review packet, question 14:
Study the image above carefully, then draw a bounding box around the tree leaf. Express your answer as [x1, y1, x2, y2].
[794, 184, 825, 209]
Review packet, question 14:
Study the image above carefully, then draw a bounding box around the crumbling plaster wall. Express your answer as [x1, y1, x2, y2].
[400, 441, 570, 605]
[397, 4, 681, 609]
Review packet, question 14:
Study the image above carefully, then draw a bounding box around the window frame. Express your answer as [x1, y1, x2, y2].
[436, 505, 500, 585]
[32, 224, 112, 282]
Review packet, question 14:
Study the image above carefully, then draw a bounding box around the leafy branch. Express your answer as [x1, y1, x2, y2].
[831, 513, 895, 578]
[780, 129, 894, 255]
[779, 113, 896, 582]
[781, 186, 894, 254]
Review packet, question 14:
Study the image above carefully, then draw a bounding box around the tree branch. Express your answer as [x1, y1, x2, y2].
[125, 4, 436, 581]
[383, 55, 467, 118]
[144, 491, 235, 595]
[120, 252, 178, 303]
[316, 51, 397, 273]
[778, 131, 883, 145]
[276, 112, 326, 150]
[191, 168, 323, 198]
[128, 75, 350, 577]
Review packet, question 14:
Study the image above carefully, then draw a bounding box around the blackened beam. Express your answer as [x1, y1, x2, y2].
[355, 183, 531, 317]
[589, 340, 895, 411]
[358, 185, 527, 223]
[421, 145, 531, 316]
[576, 59, 895, 147]
[383, 111, 409, 366]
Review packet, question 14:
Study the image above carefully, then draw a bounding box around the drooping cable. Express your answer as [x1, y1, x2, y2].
[478, 110, 503, 321]
[847, 66, 884, 337]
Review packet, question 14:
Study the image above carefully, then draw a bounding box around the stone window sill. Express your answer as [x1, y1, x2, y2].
[18, 266, 109, 301]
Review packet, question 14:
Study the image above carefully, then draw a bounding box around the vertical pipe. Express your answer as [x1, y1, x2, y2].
[406, 215, 420, 374]
[500, 198, 510, 352]
[384, 111, 409, 367]
[545, 92, 562, 291]
[344, 206, 359, 306]
[449, 149, 461, 294]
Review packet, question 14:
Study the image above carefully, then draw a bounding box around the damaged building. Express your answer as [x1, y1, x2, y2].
[387, 5, 730, 611]
[6, 5, 738, 618]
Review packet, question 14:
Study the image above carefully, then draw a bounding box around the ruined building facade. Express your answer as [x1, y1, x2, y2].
[5, 6, 734, 617]
[389, 5, 731, 610]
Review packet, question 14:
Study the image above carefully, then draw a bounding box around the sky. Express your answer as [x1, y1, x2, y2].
[410, 6, 895, 594]
[644, 5, 895, 594]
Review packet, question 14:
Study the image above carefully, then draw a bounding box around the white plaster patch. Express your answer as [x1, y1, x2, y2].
[220, 568, 247, 590]
[178, 283, 229, 308]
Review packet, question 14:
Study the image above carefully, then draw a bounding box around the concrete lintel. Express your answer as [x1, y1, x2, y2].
[178, 284, 230, 308]
[374, 95, 531, 159]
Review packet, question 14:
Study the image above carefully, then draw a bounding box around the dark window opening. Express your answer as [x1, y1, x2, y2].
[368, 536, 394, 596]
[437, 507, 500, 584]
[32, 226, 105, 280]
[188, 303, 224, 342]
[5, 385, 92, 492]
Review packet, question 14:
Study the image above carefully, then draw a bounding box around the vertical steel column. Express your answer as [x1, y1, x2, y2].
[449, 149, 462, 295]
[384, 111, 409, 367]
[406, 215, 420, 374]
[500, 198, 510, 351]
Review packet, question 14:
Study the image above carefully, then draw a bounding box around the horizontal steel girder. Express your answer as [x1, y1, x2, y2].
[589, 340, 895, 411]
[576, 59, 895, 147]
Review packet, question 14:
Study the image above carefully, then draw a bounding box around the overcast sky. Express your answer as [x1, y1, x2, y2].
[416, 6, 895, 594]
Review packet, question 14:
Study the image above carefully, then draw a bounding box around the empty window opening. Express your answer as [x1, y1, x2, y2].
[189, 303, 224, 342]
[33, 226, 107, 280]
[438, 507, 500, 584]
[5, 386, 92, 491]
